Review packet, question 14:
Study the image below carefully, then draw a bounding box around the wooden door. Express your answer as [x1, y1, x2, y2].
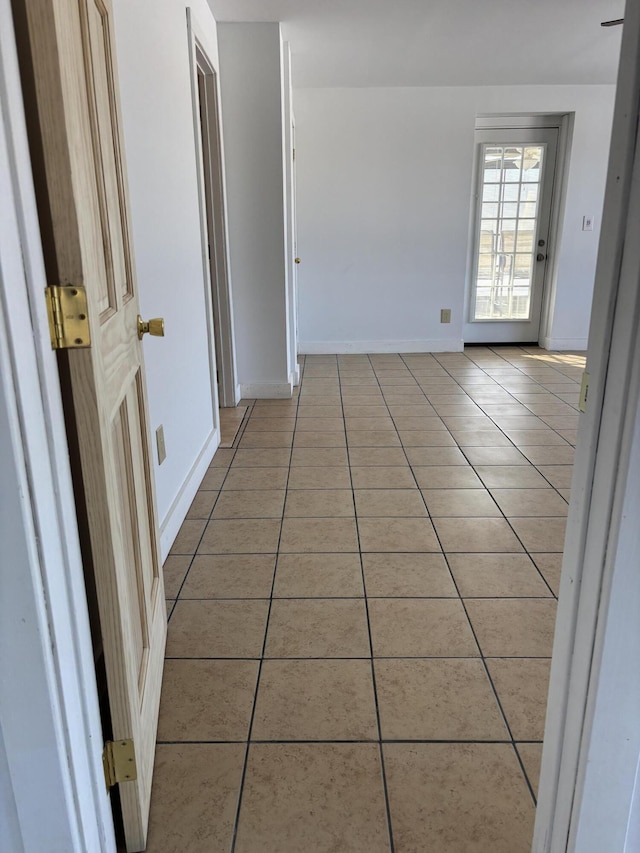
[16, 1, 166, 849]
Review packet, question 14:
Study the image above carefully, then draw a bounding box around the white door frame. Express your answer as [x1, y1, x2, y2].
[534, 0, 640, 848]
[186, 7, 239, 407]
[0, 1, 115, 849]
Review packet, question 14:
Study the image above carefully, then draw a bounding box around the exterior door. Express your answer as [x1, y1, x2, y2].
[16, 1, 166, 850]
[464, 128, 559, 343]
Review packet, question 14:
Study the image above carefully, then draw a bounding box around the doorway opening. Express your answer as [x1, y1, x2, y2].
[188, 21, 238, 425]
[464, 115, 571, 346]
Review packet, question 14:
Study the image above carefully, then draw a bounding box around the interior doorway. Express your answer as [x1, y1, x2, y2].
[465, 124, 561, 344]
[188, 23, 237, 412]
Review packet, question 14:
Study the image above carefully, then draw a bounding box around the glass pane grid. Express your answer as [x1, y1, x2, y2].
[473, 143, 545, 322]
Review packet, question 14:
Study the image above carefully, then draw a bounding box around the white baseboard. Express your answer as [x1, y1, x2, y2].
[240, 381, 293, 399]
[541, 337, 589, 352]
[299, 339, 464, 354]
[292, 366, 301, 386]
[234, 383, 242, 405]
[159, 427, 219, 561]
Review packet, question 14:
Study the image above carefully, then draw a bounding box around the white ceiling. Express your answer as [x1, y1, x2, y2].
[207, 0, 624, 88]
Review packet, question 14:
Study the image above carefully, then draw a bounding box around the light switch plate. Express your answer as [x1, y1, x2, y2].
[440, 308, 452, 324]
[583, 215, 594, 231]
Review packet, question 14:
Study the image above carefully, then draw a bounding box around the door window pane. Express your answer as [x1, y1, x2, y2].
[473, 143, 545, 321]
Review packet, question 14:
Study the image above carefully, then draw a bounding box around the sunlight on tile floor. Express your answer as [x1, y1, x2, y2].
[149, 346, 583, 852]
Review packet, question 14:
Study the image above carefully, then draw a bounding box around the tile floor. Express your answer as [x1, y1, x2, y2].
[148, 346, 583, 852]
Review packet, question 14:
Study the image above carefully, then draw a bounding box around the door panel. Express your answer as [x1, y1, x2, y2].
[17, 1, 165, 849]
[465, 128, 559, 344]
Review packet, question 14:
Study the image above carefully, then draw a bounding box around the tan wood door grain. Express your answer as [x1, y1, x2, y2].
[17, 1, 166, 849]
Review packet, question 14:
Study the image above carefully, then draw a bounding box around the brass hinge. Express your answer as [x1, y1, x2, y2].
[579, 371, 590, 413]
[45, 285, 91, 350]
[103, 739, 137, 790]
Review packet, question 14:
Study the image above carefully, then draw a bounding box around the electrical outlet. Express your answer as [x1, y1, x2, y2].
[156, 425, 166, 465]
[582, 215, 594, 232]
[440, 308, 452, 324]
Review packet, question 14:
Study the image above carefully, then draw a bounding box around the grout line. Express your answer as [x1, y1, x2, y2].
[341, 354, 395, 853]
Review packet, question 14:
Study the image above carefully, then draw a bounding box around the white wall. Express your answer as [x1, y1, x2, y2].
[112, 0, 223, 554]
[218, 23, 293, 397]
[295, 85, 614, 353]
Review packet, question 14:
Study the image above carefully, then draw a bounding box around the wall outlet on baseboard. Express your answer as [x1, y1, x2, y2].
[156, 425, 167, 465]
[440, 308, 452, 324]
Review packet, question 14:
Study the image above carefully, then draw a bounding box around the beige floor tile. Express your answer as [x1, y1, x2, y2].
[146, 744, 245, 853]
[447, 553, 552, 597]
[293, 430, 346, 447]
[354, 489, 427, 517]
[169, 519, 207, 555]
[441, 415, 496, 430]
[235, 744, 390, 853]
[166, 599, 174, 617]
[465, 599, 557, 656]
[239, 431, 293, 449]
[291, 447, 349, 467]
[351, 466, 416, 489]
[375, 658, 508, 740]
[531, 553, 563, 595]
[210, 447, 236, 466]
[280, 517, 359, 552]
[489, 416, 549, 430]
[163, 555, 191, 598]
[398, 430, 455, 446]
[362, 553, 457, 597]
[517, 743, 543, 796]
[502, 428, 569, 446]
[474, 465, 552, 489]
[222, 467, 288, 490]
[157, 659, 258, 741]
[358, 517, 440, 552]
[199, 467, 227, 490]
[348, 447, 408, 466]
[180, 554, 276, 599]
[342, 405, 390, 417]
[287, 466, 352, 489]
[252, 659, 378, 740]
[384, 743, 534, 853]
[231, 448, 291, 467]
[294, 395, 341, 406]
[509, 517, 567, 552]
[273, 553, 364, 597]
[296, 406, 343, 418]
[450, 430, 513, 447]
[368, 598, 478, 657]
[244, 417, 296, 432]
[462, 446, 530, 466]
[487, 658, 551, 740]
[265, 599, 370, 657]
[393, 416, 448, 431]
[405, 446, 468, 466]
[491, 488, 568, 517]
[294, 417, 345, 432]
[211, 489, 285, 519]
[422, 488, 501, 517]
[284, 489, 355, 518]
[433, 517, 523, 552]
[522, 445, 575, 465]
[347, 430, 402, 447]
[537, 465, 574, 489]
[186, 491, 218, 519]
[198, 518, 281, 554]
[166, 600, 269, 657]
[345, 417, 396, 431]
[413, 466, 484, 489]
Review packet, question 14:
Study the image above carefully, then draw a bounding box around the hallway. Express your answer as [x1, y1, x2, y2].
[149, 346, 581, 852]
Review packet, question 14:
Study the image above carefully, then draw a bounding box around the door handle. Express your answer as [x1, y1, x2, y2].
[294, 257, 301, 264]
[137, 316, 165, 340]
[536, 253, 546, 262]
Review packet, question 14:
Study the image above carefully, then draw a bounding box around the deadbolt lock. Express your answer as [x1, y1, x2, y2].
[294, 257, 301, 264]
[137, 315, 165, 340]
[536, 253, 546, 262]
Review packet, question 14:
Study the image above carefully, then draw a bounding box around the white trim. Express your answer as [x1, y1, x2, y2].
[540, 336, 589, 351]
[299, 339, 464, 354]
[239, 381, 294, 399]
[159, 427, 218, 560]
[534, 0, 640, 847]
[0, 2, 115, 848]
